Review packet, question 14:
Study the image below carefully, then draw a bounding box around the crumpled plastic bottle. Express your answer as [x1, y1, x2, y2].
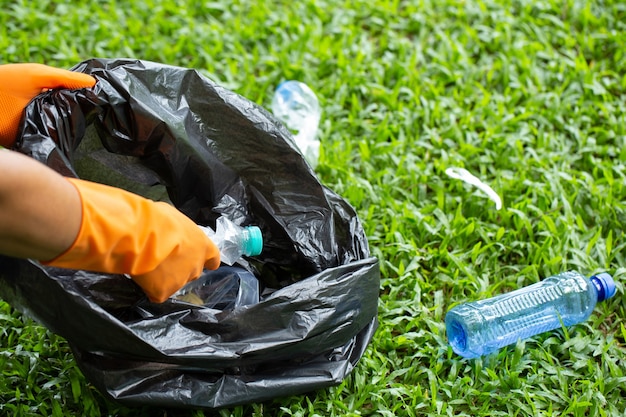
[174, 218, 263, 309]
[271, 80, 321, 168]
[198, 216, 263, 265]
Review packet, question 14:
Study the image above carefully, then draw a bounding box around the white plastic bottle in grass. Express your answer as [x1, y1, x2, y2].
[271, 80, 321, 168]
[199, 217, 263, 265]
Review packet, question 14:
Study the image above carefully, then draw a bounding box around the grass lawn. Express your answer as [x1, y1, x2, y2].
[2, 0, 626, 416]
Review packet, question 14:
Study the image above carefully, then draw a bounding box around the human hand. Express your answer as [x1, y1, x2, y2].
[44, 178, 221, 303]
[0, 63, 96, 147]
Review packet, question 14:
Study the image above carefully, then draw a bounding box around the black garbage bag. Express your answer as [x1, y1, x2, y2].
[0, 59, 379, 409]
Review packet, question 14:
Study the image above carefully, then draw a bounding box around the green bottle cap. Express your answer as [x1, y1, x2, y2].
[242, 226, 263, 256]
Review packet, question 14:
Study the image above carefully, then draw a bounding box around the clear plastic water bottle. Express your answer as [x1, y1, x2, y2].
[199, 217, 263, 265]
[445, 271, 616, 359]
[173, 266, 260, 310]
[271, 80, 321, 167]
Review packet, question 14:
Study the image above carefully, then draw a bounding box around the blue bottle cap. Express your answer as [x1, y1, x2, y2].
[243, 226, 263, 256]
[590, 272, 616, 302]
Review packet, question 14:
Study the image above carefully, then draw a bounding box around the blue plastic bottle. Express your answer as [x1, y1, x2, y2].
[445, 271, 616, 358]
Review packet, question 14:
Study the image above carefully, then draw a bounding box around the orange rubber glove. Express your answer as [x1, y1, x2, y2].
[0, 63, 96, 147]
[43, 178, 221, 303]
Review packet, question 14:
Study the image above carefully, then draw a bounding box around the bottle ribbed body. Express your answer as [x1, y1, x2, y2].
[445, 271, 604, 358]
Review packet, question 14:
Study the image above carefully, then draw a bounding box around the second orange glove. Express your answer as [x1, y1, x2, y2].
[0, 63, 96, 147]
[43, 178, 221, 303]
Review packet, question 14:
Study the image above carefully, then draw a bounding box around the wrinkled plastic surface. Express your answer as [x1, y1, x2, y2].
[0, 59, 379, 409]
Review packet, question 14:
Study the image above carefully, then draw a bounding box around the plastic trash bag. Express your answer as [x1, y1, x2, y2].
[0, 59, 379, 409]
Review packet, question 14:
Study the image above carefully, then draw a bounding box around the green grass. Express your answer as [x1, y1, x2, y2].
[2, 0, 626, 415]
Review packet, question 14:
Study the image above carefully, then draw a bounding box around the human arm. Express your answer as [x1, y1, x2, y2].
[0, 149, 81, 260]
[0, 149, 221, 302]
[0, 63, 95, 257]
[0, 63, 221, 302]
